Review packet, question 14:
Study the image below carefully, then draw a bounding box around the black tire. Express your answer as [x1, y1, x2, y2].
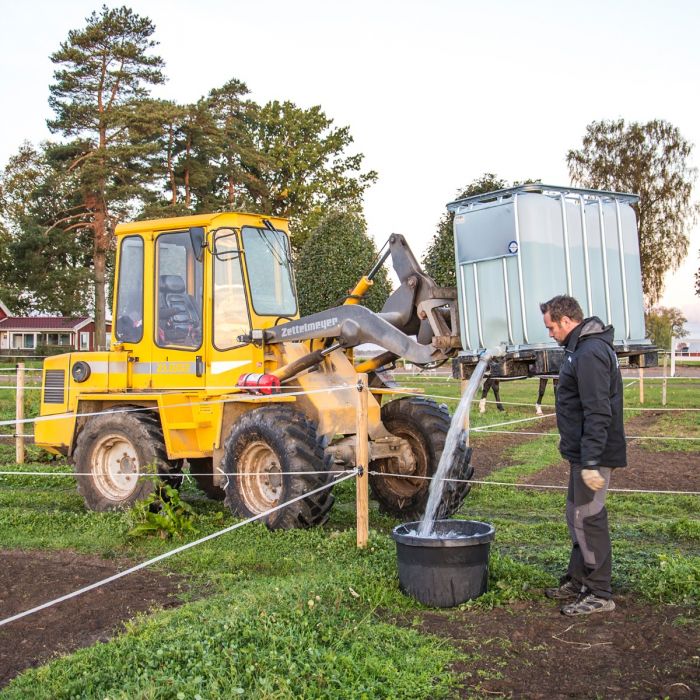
[369, 397, 473, 520]
[72, 409, 172, 511]
[221, 406, 335, 529]
[187, 458, 225, 500]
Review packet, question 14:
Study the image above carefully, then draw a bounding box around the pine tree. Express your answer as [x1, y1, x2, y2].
[206, 79, 267, 210]
[48, 5, 165, 347]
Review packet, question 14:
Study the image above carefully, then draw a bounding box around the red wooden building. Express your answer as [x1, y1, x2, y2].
[0, 301, 111, 354]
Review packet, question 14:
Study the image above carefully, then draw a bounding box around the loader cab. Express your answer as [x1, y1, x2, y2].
[112, 212, 297, 392]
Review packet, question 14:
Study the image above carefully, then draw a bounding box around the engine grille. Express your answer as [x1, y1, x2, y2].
[43, 370, 66, 404]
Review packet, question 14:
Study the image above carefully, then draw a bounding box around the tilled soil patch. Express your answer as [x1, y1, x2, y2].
[0, 549, 186, 686]
[408, 598, 699, 699]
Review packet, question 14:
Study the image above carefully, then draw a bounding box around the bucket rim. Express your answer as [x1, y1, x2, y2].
[391, 519, 495, 547]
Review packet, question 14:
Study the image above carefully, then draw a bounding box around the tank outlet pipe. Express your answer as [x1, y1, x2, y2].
[457, 346, 506, 441]
[272, 343, 341, 383]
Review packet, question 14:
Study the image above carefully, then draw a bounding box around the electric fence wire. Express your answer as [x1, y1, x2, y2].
[396, 389, 700, 411]
[366, 470, 700, 497]
[3, 468, 695, 496]
[391, 372, 700, 381]
[0, 469, 351, 478]
[0, 468, 358, 629]
[1, 389, 697, 451]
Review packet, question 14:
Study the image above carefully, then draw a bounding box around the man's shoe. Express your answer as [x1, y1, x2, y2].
[561, 593, 615, 616]
[544, 580, 581, 600]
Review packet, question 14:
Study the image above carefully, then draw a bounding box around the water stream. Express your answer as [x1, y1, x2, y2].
[416, 350, 496, 538]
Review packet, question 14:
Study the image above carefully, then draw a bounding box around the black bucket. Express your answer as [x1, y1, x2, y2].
[391, 519, 495, 607]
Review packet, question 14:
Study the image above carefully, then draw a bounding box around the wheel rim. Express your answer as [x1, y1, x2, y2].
[237, 440, 283, 512]
[375, 423, 428, 499]
[91, 432, 142, 501]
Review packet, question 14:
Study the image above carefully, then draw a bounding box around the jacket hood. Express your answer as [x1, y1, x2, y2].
[566, 316, 614, 351]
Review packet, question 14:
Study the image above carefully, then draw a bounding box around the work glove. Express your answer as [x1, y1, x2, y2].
[581, 468, 605, 491]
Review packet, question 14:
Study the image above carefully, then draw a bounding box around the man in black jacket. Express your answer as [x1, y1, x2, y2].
[540, 295, 626, 616]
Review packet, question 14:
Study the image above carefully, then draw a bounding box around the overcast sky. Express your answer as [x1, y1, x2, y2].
[1, 0, 699, 328]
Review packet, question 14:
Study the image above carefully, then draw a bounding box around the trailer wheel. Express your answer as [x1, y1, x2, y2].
[72, 409, 173, 511]
[222, 406, 334, 529]
[369, 397, 473, 520]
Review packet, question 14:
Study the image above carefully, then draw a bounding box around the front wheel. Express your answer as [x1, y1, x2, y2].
[72, 410, 172, 511]
[369, 397, 473, 520]
[221, 406, 335, 529]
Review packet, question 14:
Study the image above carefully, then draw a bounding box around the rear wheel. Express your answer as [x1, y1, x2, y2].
[369, 397, 473, 520]
[221, 406, 334, 529]
[72, 409, 173, 511]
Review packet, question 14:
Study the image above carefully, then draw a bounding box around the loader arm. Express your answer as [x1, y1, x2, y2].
[265, 233, 461, 363]
[264, 304, 442, 364]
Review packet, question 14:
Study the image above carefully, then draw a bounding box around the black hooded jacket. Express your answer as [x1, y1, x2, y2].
[555, 317, 627, 468]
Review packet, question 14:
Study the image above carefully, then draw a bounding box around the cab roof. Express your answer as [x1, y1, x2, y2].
[115, 211, 289, 237]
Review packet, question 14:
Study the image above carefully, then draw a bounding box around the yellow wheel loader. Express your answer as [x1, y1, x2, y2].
[36, 212, 470, 528]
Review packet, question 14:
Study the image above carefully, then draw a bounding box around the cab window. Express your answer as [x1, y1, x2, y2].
[156, 231, 203, 348]
[213, 229, 249, 349]
[114, 236, 144, 343]
[241, 226, 297, 316]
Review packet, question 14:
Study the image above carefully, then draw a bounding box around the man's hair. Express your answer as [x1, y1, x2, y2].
[539, 295, 584, 322]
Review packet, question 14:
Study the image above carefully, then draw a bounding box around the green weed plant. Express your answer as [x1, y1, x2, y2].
[128, 478, 197, 540]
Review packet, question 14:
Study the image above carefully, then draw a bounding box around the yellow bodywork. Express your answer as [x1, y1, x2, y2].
[35, 211, 395, 466]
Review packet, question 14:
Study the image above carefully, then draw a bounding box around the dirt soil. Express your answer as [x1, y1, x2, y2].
[411, 598, 699, 699]
[0, 549, 185, 687]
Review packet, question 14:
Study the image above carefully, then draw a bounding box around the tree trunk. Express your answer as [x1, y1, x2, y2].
[92, 197, 108, 350]
[185, 135, 191, 209]
[168, 125, 177, 205]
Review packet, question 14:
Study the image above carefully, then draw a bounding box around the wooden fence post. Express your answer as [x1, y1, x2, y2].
[355, 373, 369, 549]
[638, 367, 644, 404]
[16, 362, 25, 464]
[662, 353, 668, 407]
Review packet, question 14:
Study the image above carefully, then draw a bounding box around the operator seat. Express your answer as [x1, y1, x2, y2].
[158, 274, 201, 345]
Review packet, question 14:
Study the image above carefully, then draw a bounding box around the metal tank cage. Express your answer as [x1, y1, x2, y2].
[447, 185, 656, 379]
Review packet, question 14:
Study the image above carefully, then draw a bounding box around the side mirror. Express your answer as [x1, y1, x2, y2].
[189, 227, 205, 261]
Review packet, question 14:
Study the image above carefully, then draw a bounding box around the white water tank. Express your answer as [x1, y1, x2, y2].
[448, 184, 649, 353]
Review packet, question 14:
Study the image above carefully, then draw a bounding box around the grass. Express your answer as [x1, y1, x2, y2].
[0, 373, 698, 698]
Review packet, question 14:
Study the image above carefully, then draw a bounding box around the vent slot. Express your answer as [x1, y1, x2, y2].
[44, 370, 66, 404]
